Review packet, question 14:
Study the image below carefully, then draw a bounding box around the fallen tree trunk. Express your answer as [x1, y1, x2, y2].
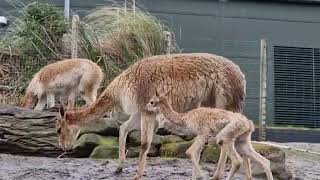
[0, 105, 63, 157]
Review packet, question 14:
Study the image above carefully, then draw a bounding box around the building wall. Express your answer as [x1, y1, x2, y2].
[1, 0, 320, 127]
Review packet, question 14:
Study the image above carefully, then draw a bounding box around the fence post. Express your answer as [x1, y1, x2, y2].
[64, 0, 70, 20]
[71, 15, 80, 59]
[164, 31, 172, 54]
[259, 39, 267, 141]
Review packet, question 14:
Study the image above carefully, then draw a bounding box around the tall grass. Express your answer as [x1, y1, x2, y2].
[0, 1, 67, 104]
[0, 1, 178, 104]
[78, 4, 178, 83]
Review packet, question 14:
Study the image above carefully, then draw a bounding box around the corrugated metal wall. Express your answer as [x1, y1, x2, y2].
[2, 0, 320, 127]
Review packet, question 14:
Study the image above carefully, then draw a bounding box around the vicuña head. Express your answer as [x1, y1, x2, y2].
[56, 105, 81, 151]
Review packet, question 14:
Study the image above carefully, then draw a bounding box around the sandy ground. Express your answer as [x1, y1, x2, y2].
[0, 142, 319, 180]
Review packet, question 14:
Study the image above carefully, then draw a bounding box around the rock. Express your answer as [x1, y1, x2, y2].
[200, 143, 221, 163]
[79, 117, 120, 137]
[238, 142, 292, 180]
[126, 145, 159, 158]
[160, 135, 185, 145]
[159, 140, 194, 158]
[156, 120, 196, 141]
[90, 145, 118, 159]
[72, 134, 118, 158]
[128, 130, 161, 146]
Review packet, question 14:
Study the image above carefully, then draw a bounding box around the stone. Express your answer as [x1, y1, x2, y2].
[156, 120, 196, 141]
[126, 145, 159, 158]
[90, 145, 118, 159]
[200, 143, 221, 163]
[79, 117, 120, 137]
[159, 140, 194, 158]
[238, 142, 292, 180]
[72, 134, 118, 158]
[160, 135, 185, 145]
[128, 130, 161, 146]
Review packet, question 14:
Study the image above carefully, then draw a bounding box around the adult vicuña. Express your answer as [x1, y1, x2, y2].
[146, 90, 273, 180]
[20, 58, 103, 110]
[55, 53, 246, 180]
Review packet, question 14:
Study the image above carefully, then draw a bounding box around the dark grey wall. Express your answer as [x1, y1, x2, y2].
[2, 0, 320, 126]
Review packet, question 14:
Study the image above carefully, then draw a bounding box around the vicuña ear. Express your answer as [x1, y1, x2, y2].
[59, 104, 65, 118]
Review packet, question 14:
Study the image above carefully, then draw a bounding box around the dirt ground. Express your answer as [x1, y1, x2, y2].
[0, 142, 319, 180]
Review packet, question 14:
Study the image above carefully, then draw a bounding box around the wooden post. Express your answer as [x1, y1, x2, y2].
[64, 0, 70, 20]
[132, 0, 136, 18]
[71, 15, 80, 59]
[164, 31, 172, 54]
[259, 39, 267, 141]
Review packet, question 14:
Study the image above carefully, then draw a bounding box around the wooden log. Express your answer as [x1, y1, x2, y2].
[0, 105, 63, 157]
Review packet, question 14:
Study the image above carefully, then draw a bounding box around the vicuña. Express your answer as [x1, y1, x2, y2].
[20, 58, 103, 110]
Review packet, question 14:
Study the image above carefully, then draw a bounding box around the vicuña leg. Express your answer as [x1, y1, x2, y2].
[46, 93, 55, 109]
[67, 92, 76, 110]
[133, 112, 156, 180]
[243, 157, 252, 180]
[116, 113, 141, 173]
[212, 148, 228, 180]
[224, 141, 243, 180]
[186, 135, 206, 180]
[244, 143, 273, 180]
[35, 93, 46, 110]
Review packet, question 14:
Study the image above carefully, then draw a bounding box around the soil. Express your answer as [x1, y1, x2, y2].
[0, 142, 319, 180]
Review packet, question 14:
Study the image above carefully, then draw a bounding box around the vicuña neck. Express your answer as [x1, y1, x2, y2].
[69, 90, 117, 126]
[159, 100, 186, 126]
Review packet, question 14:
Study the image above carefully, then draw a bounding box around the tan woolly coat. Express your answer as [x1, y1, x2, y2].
[20, 58, 103, 110]
[67, 53, 246, 123]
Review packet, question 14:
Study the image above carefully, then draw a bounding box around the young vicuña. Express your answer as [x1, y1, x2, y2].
[146, 90, 273, 180]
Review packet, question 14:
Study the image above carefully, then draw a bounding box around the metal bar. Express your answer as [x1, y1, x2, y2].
[259, 39, 267, 141]
[64, 0, 70, 20]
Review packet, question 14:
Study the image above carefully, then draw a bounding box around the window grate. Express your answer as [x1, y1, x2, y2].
[274, 46, 320, 128]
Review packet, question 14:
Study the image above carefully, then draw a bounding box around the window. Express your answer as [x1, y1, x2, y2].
[274, 46, 320, 128]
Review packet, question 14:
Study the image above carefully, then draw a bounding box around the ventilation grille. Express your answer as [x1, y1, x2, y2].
[274, 46, 320, 128]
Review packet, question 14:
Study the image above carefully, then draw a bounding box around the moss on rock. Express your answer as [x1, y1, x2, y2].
[159, 140, 194, 158]
[90, 145, 118, 159]
[72, 133, 118, 158]
[201, 143, 221, 163]
[160, 135, 185, 145]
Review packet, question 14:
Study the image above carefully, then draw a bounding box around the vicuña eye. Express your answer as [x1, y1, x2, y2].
[150, 101, 154, 105]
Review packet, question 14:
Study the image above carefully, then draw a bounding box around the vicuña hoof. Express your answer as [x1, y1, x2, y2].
[212, 174, 221, 180]
[133, 174, 141, 180]
[114, 166, 123, 174]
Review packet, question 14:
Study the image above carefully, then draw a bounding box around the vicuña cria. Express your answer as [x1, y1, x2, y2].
[55, 53, 246, 180]
[20, 58, 103, 110]
[146, 90, 273, 180]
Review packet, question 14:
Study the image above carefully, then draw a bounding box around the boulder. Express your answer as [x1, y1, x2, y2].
[159, 138, 291, 179]
[79, 117, 120, 137]
[156, 120, 196, 141]
[159, 140, 194, 158]
[239, 142, 293, 180]
[126, 145, 159, 158]
[72, 134, 118, 157]
[90, 144, 118, 159]
[160, 135, 185, 145]
[128, 130, 161, 146]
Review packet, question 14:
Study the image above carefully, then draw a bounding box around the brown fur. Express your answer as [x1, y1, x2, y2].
[56, 53, 246, 179]
[38, 60, 81, 85]
[20, 58, 104, 110]
[147, 93, 273, 180]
